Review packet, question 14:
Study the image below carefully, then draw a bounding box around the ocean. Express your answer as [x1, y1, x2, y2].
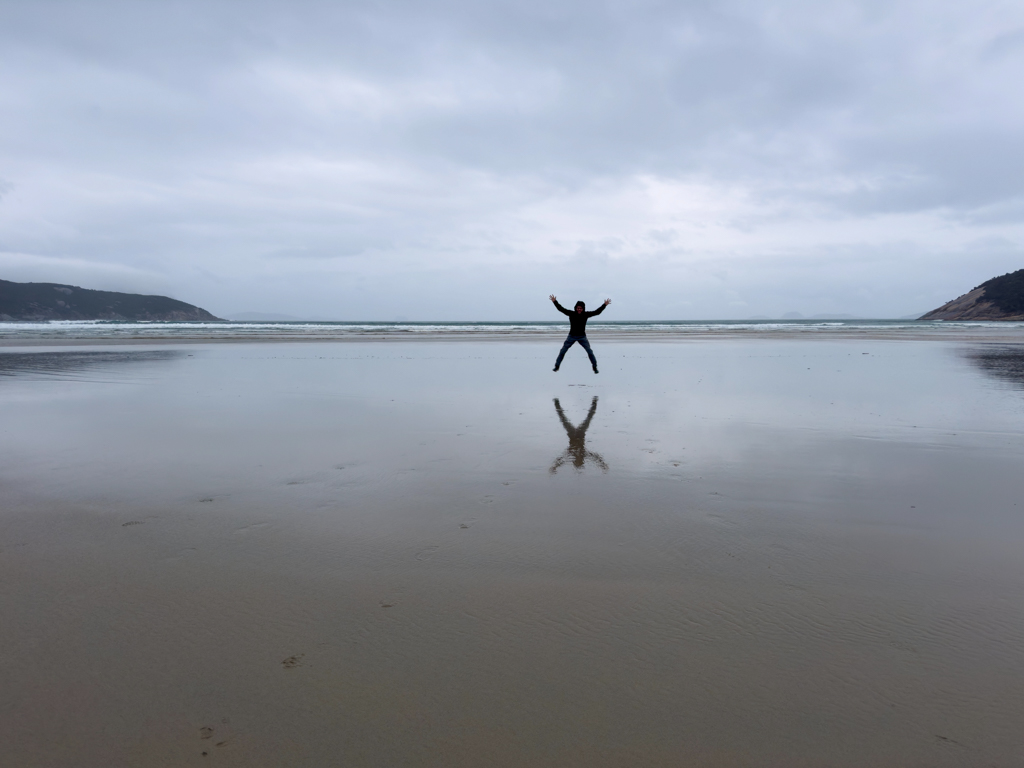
[3, 317, 1024, 344]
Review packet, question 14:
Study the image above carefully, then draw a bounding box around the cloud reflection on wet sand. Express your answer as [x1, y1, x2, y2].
[1, 339, 1023, 766]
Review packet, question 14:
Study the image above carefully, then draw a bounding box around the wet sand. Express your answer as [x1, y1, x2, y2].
[2, 339, 1024, 766]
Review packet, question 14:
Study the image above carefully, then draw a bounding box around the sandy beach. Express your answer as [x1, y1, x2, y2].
[3, 336, 1024, 766]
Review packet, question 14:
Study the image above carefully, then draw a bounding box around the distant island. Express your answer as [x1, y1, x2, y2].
[921, 269, 1024, 321]
[227, 311, 303, 321]
[0, 279, 221, 321]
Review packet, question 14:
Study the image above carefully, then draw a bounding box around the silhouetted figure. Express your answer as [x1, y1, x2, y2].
[550, 396, 608, 474]
[549, 295, 611, 373]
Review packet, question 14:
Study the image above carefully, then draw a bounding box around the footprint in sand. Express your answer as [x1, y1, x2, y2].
[281, 654, 305, 669]
[233, 522, 270, 536]
[199, 723, 231, 755]
[415, 545, 439, 560]
[889, 639, 919, 654]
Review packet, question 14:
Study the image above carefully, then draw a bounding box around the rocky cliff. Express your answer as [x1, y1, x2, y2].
[0, 279, 221, 321]
[921, 269, 1024, 321]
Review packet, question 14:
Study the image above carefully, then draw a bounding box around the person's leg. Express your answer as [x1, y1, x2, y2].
[554, 336, 577, 369]
[578, 337, 598, 371]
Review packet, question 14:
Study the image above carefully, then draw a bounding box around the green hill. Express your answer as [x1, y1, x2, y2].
[921, 269, 1024, 321]
[0, 279, 221, 321]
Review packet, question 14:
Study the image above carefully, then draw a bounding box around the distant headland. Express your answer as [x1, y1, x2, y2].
[921, 269, 1024, 321]
[0, 279, 220, 321]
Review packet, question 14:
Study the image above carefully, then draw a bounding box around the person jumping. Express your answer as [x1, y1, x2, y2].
[549, 295, 611, 373]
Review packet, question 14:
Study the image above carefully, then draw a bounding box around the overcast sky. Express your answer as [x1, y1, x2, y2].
[2, 0, 1023, 319]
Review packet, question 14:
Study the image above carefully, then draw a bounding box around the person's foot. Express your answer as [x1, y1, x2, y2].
[592, 365, 599, 374]
[553, 365, 560, 372]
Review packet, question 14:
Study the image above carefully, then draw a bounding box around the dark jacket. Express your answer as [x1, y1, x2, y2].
[553, 299, 606, 336]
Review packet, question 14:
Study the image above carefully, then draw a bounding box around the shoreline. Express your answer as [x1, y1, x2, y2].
[4, 326, 1024, 347]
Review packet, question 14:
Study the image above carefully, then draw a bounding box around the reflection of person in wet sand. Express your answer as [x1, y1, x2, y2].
[550, 396, 608, 474]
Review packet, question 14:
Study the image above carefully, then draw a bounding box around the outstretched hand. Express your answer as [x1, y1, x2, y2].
[549, 294, 557, 302]
[603, 298, 612, 306]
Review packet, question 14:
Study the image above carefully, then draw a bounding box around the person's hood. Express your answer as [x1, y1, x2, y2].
[574, 301, 586, 311]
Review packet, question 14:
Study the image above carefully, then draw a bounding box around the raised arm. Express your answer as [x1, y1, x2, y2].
[549, 295, 572, 316]
[586, 298, 611, 318]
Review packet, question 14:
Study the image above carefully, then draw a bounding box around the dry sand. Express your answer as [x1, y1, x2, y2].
[2, 339, 1024, 767]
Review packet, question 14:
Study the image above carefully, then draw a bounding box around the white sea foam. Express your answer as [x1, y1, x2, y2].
[5, 318, 1024, 342]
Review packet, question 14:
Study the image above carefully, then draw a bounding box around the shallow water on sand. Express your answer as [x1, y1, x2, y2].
[2, 339, 1024, 767]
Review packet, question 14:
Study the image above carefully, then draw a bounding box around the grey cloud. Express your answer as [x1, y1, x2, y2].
[2, 0, 1023, 318]
[984, 27, 1024, 59]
